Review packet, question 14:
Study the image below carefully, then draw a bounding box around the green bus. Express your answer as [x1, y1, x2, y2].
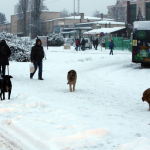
[132, 21, 150, 67]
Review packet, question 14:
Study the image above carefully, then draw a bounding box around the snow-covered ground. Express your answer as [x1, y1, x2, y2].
[0, 46, 150, 150]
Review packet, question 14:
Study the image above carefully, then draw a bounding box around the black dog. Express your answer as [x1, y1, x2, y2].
[0, 75, 13, 100]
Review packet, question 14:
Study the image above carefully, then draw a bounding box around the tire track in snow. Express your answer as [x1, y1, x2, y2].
[0, 122, 50, 150]
[0, 133, 23, 150]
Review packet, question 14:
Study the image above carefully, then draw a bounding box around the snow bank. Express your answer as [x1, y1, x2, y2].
[117, 137, 150, 150]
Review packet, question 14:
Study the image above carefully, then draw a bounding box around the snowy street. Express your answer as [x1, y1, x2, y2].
[0, 47, 150, 150]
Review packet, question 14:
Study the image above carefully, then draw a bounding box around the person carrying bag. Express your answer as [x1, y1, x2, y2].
[30, 63, 35, 74]
[30, 39, 44, 80]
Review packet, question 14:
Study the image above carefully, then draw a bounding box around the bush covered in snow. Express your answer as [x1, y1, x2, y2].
[0, 32, 33, 62]
[48, 33, 64, 46]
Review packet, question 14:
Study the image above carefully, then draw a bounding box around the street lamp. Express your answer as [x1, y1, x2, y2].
[74, 0, 75, 44]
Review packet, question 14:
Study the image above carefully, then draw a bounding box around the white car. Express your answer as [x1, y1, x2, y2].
[80, 38, 92, 49]
[64, 38, 74, 46]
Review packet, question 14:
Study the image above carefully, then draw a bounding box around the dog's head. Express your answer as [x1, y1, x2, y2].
[1, 75, 13, 84]
[68, 70, 76, 77]
[142, 97, 145, 102]
[2, 75, 13, 79]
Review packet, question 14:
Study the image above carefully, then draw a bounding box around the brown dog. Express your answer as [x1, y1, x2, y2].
[142, 88, 150, 111]
[67, 70, 77, 92]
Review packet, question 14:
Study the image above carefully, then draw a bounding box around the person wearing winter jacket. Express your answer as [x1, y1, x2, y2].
[109, 41, 116, 55]
[0, 40, 11, 75]
[95, 37, 98, 50]
[30, 39, 44, 80]
[76, 39, 79, 51]
[81, 38, 86, 51]
[93, 40, 96, 49]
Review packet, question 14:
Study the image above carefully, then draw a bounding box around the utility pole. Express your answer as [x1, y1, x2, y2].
[74, 0, 75, 44]
[29, 0, 32, 39]
[23, 0, 27, 36]
[77, 0, 80, 16]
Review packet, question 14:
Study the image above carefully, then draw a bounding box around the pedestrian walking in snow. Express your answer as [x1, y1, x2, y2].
[81, 38, 86, 51]
[78, 39, 81, 51]
[93, 40, 96, 49]
[75, 39, 79, 51]
[0, 40, 11, 75]
[109, 41, 115, 55]
[30, 39, 44, 80]
[95, 37, 98, 50]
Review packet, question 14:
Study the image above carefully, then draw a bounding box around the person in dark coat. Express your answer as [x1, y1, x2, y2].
[93, 40, 96, 49]
[81, 38, 86, 51]
[109, 41, 115, 55]
[95, 37, 98, 50]
[30, 39, 44, 80]
[0, 40, 11, 75]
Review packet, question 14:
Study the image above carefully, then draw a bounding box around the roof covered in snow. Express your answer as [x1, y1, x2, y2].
[63, 27, 93, 30]
[44, 16, 113, 22]
[84, 27, 126, 35]
[41, 10, 60, 13]
[133, 21, 150, 30]
[76, 21, 125, 25]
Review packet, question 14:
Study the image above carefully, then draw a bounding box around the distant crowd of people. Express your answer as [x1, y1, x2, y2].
[75, 36, 116, 55]
[75, 38, 86, 51]
[75, 36, 100, 51]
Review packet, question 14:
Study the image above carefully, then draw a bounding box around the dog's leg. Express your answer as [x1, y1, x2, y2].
[149, 104, 150, 111]
[69, 83, 72, 92]
[73, 82, 76, 92]
[8, 90, 11, 100]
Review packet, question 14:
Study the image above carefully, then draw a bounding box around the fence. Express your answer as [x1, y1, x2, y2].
[105, 37, 131, 51]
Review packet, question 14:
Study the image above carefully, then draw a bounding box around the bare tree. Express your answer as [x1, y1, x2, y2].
[0, 12, 7, 24]
[61, 8, 69, 18]
[136, 7, 145, 21]
[30, 0, 44, 38]
[18, 0, 29, 36]
[70, 12, 78, 16]
[111, 1, 126, 22]
[125, 22, 133, 38]
[93, 10, 100, 18]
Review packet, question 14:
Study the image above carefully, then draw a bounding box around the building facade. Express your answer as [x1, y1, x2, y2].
[130, 0, 150, 23]
[0, 23, 11, 33]
[43, 13, 108, 35]
[108, 0, 150, 23]
[61, 20, 125, 39]
[107, 0, 136, 22]
[11, 11, 61, 36]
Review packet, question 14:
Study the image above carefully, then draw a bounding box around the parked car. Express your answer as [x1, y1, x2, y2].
[80, 38, 92, 49]
[64, 38, 74, 46]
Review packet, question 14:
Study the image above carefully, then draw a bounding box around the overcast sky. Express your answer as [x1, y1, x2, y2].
[1, 0, 116, 22]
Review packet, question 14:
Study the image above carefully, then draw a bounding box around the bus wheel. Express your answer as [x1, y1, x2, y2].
[141, 63, 145, 67]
